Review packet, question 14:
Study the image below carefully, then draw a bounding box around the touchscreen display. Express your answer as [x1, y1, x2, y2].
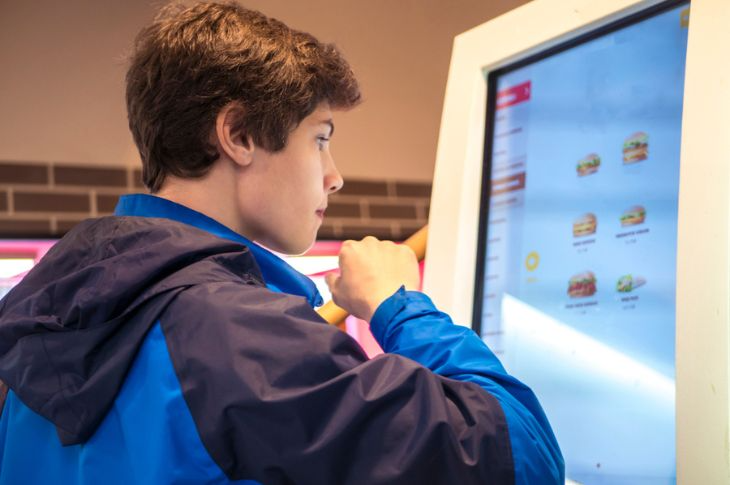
[477, 3, 689, 483]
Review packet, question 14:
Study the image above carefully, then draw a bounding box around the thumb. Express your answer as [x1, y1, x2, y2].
[324, 271, 339, 291]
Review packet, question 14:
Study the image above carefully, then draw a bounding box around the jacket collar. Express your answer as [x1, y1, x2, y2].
[114, 194, 323, 307]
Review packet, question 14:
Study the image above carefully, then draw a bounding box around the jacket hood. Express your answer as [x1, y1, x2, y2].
[0, 216, 263, 445]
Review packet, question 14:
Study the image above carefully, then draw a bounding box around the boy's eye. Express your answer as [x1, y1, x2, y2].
[317, 136, 330, 150]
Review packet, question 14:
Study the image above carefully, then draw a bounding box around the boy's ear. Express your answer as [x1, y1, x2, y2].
[215, 102, 254, 167]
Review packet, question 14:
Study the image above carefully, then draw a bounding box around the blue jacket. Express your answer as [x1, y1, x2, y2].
[0, 194, 563, 484]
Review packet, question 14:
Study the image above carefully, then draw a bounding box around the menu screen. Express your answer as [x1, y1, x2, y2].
[476, 2, 689, 483]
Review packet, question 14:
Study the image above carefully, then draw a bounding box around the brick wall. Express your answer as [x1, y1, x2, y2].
[0, 161, 430, 240]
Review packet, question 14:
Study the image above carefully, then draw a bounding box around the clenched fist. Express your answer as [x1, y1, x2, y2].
[325, 236, 421, 322]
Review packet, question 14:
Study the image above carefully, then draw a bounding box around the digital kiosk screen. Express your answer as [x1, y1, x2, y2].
[475, 2, 689, 483]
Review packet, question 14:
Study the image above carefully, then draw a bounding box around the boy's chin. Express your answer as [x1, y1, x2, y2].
[263, 234, 316, 256]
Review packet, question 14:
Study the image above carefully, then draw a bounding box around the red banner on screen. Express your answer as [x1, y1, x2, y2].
[491, 172, 526, 196]
[496, 81, 531, 110]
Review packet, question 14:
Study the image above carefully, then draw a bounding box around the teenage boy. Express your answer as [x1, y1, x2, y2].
[0, 2, 563, 484]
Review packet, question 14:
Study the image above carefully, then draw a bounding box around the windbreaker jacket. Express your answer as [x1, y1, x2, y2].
[0, 194, 563, 484]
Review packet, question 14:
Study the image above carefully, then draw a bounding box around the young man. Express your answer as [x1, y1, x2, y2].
[0, 2, 563, 484]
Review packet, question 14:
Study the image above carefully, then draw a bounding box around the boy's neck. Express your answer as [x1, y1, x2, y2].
[154, 159, 246, 237]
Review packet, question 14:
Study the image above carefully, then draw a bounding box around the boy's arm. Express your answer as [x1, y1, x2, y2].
[327, 237, 563, 484]
[162, 283, 519, 485]
[371, 287, 565, 485]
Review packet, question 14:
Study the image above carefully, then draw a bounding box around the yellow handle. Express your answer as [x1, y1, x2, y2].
[317, 225, 429, 327]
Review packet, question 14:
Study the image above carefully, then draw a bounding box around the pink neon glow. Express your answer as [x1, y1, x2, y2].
[0, 240, 56, 263]
[0, 240, 58, 295]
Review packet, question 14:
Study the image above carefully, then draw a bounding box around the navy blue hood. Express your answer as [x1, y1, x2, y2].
[0, 216, 264, 445]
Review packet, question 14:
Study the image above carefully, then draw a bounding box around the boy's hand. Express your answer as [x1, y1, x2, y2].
[325, 236, 421, 322]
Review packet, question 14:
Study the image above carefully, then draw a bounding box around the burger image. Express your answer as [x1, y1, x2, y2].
[616, 274, 646, 293]
[568, 271, 597, 298]
[576, 153, 601, 176]
[573, 213, 597, 237]
[623, 131, 649, 164]
[620, 205, 646, 227]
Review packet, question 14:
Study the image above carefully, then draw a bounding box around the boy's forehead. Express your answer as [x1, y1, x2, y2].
[308, 103, 333, 120]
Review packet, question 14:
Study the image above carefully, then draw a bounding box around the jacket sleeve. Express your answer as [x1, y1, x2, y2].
[159, 281, 554, 484]
[371, 287, 565, 485]
[0, 380, 7, 418]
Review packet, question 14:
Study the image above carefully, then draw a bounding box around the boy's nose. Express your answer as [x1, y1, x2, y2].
[325, 155, 344, 194]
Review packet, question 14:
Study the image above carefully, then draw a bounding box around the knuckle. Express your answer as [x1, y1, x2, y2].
[400, 245, 415, 256]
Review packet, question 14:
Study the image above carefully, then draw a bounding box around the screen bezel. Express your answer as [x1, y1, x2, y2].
[471, 0, 690, 336]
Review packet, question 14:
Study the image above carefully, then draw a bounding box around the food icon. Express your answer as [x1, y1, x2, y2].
[573, 213, 597, 237]
[568, 271, 597, 298]
[623, 131, 649, 164]
[577, 153, 601, 177]
[616, 274, 646, 293]
[620, 205, 646, 227]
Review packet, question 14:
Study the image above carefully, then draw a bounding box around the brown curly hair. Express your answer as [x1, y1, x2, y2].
[126, 2, 361, 192]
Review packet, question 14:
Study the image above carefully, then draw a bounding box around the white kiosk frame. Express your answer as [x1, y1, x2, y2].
[422, 0, 730, 482]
